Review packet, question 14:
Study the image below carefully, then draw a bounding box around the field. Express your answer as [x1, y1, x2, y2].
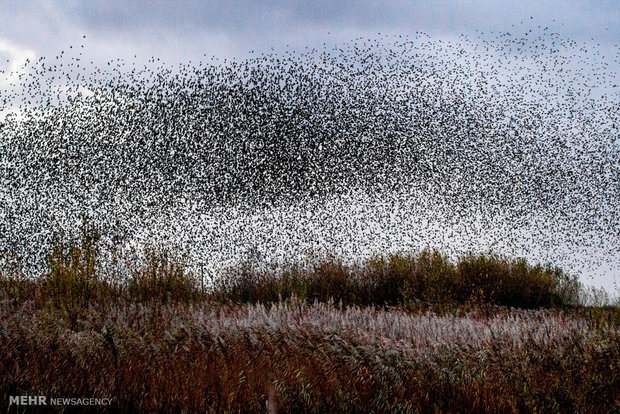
[0, 232, 618, 413]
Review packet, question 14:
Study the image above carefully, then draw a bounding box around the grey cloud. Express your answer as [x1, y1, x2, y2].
[0, 1, 618, 67]
[23, 1, 619, 41]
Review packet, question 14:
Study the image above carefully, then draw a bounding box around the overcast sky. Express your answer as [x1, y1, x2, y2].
[1, 1, 619, 293]
[1, 1, 619, 68]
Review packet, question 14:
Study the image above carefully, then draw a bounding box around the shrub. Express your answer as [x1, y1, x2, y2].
[0, 261, 36, 303]
[0, 231, 599, 312]
[42, 226, 114, 327]
[456, 253, 562, 308]
[399, 250, 458, 306]
[127, 248, 202, 304]
[216, 250, 583, 310]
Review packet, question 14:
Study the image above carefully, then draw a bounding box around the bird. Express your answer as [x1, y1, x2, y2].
[0, 24, 618, 291]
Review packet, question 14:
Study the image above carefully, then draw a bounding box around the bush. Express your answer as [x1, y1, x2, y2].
[42, 227, 114, 327]
[127, 248, 202, 304]
[218, 250, 583, 309]
[0, 230, 598, 312]
[456, 254, 563, 308]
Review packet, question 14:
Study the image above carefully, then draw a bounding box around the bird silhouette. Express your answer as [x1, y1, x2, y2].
[0, 26, 618, 291]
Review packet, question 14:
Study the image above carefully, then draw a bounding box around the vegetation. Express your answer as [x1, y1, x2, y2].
[0, 230, 618, 412]
[215, 250, 584, 310]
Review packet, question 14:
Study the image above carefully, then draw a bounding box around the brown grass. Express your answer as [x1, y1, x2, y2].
[0, 298, 618, 413]
[0, 230, 617, 412]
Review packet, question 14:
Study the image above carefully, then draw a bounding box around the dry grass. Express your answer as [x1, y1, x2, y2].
[0, 298, 618, 413]
[0, 231, 618, 412]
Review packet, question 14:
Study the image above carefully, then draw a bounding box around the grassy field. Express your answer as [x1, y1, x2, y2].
[0, 230, 618, 412]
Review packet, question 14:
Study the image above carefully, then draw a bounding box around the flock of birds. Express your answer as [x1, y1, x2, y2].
[0, 28, 618, 290]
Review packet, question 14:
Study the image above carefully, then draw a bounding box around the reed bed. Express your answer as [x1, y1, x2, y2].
[1, 297, 618, 412]
[0, 234, 618, 412]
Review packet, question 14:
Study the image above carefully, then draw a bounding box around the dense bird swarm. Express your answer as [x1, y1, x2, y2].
[0, 29, 619, 288]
